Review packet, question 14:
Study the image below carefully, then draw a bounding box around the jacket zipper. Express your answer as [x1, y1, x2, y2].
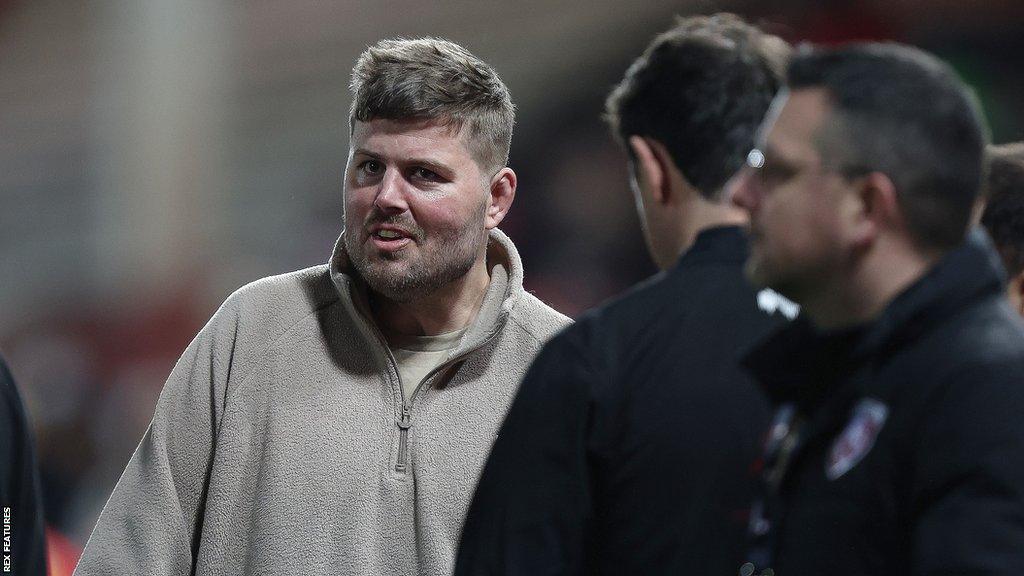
[338, 269, 513, 476]
[391, 332, 501, 473]
[396, 404, 412, 473]
[393, 363, 452, 473]
[341, 284, 499, 475]
[352, 315, 412, 474]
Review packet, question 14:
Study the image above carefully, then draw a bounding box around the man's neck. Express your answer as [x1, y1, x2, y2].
[804, 241, 941, 331]
[673, 200, 748, 261]
[370, 259, 492, 337]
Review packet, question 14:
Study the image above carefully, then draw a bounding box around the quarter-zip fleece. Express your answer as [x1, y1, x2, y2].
[73, 228, 570, 576]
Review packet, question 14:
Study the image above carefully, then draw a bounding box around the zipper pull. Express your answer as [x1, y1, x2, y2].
[395, 405, 412, 473]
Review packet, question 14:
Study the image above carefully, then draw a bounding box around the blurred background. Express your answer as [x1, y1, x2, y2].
[2, 0, 1023, 572]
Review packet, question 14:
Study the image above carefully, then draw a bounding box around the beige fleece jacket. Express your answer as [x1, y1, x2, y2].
[73, 229, 570, 576]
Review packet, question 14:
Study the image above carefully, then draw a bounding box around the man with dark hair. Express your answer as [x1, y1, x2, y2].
[74, 38, 569, 576]
[0, 355, 48, 576]
[730, 42, 1024, 575]
[454, 15, 792, 575]
[981, 143, 1024, 315]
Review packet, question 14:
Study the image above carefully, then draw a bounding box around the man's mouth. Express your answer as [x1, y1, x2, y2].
[369, 226, 415, 252]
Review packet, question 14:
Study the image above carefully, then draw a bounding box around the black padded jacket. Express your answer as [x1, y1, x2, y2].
[741, 230, 1024, 576]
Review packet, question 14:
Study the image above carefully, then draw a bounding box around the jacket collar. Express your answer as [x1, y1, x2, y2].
[744, 228, 1006, 405]
[328, 228, 523, 357]
[673, 225, 751, 269]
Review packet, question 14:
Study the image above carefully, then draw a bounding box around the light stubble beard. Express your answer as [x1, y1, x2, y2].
[344, 213, 489, 303]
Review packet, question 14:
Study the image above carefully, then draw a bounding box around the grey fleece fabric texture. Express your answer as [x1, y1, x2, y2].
[73, 228, 570, 576]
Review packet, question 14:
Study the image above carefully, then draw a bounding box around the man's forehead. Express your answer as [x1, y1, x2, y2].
[353, 118, 463, 144]
[351, 118, 473, 164]
[764, 88, 831, 162]
[755, 88, 790, 148]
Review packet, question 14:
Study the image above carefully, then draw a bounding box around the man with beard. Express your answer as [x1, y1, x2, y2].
[455, 15, 792, 576]
[74, 38, 569, 576]
[730, 43, 1024, 575]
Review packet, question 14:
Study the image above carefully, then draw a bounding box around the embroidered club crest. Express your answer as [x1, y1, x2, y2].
[826, 398, 889, 480]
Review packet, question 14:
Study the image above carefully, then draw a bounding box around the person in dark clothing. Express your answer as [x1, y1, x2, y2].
[0, 355, 48, 576]
[454, 15, 793, 575]
[730, 43, 1024, 575]
[981, 142, 1024, 315]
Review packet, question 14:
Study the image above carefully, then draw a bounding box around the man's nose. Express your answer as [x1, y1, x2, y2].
[373, 170, 409, 215]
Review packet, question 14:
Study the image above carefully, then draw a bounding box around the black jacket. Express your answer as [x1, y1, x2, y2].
[0, 355, 48, 576]
[741, 230, 1024, 576]
[455, 226, 787, 575]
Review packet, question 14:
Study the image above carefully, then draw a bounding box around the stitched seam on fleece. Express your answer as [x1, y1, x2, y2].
[508, 303, 568, 345]
[214, 296, 340, 439]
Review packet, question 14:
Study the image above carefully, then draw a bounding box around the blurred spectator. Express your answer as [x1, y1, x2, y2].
[732, 42, 1024, 575]
[1, 354, 48, 575]
[981, 142, 1024, 315]
[45, 527, 80, 576]
[6, 330, 96, 533]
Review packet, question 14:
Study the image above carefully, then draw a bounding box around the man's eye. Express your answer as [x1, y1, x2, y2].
[411, 167, 441, 182]
[359, 160, 383, 175]
[758, 163, 795, 187]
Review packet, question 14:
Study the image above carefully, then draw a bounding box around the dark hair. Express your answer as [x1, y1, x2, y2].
[788, 42, 991, 250]
[604, 13, 790, 200]
[981, 143, 1024, 276]
[349, 37, 515, 172]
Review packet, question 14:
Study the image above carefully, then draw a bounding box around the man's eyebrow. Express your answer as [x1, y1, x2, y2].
[352, 148, 381, 159]
[762, 144, 797, 167]
[351, 149, 451, 169]
[406, 157, 453, 172]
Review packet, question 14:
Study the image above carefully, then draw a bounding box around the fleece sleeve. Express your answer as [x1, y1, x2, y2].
[73, 301, 239, 576]
[911, 359, 1024, 576]
[0, 357, 48, 576]
[453, 330, 596, 576]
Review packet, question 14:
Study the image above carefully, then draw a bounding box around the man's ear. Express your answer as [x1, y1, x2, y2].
[969, 196, 987, 227]
[485, 167, 516, 230]
[847, 171, 900, 249]
[1011, 270, 1024, 317]
[628, 136, 672, 205]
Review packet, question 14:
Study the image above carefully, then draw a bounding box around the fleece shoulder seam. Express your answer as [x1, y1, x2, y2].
[214, 293, 340, 436]
[508, 304, 568, 345]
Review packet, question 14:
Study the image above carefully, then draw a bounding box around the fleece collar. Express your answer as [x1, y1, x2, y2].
[327, 228, 524, 357]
